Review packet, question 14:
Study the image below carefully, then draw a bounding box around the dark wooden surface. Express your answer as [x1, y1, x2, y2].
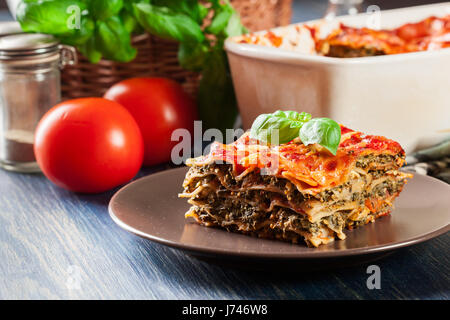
[0, 165, 449, 300]
[0, 0, 449, 300]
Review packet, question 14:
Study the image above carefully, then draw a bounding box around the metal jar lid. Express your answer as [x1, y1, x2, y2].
[0, 33, 60, 60]
[0, 32, 77, 68]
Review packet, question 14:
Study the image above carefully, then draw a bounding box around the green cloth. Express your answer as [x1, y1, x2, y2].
[404, 139, 450, 184]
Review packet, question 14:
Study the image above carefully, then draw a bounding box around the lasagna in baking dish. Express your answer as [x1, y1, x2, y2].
[237, 14, 450, 58]
[316, 15, 450, 57]
[180, 124, 412, 247]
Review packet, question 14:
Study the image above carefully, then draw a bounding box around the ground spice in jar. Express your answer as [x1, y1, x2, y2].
[0, 130, 35, 163]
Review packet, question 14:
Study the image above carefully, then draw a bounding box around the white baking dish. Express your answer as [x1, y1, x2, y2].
[225, 3, 450, 154]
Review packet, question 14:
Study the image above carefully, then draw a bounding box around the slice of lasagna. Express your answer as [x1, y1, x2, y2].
[179, 126, 412, 247]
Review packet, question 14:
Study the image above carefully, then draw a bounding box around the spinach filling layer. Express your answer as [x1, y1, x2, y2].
[186, 169, 406, 241]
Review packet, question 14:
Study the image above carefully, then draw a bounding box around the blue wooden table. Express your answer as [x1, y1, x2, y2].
[0, 165, 449, 300]
[0, 0, 449, 300]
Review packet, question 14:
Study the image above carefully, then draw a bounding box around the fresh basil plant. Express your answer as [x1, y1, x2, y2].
[17, 0, 247, 133]
[250, 110, 342, 155]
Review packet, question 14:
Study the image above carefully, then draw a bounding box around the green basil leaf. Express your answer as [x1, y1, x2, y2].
[178, 42, 209, 72]
[299, 118, 341, 155]
[121, 0, 147, 34]
[206, 5, 233, 35]
[89, 0, 123, 21]
[250, 110, 311, 145]
[78, 36, 102, 63]
[273, 110, 312, 123]
[224, 12, 248, 37]
[120, 9, 139, 34]
[197, 47, 238, 133]
[59, 16, 95, 46]
[133, 3, 204, 43]
[153, 0, 205, 24]
[124, 0, 150, 12]
[249, 110, 341, 154]
[17, 0, 87, 36]
[207, 0, 221, 10]
[197, 4, 209, 22]
[95, 16, 137, 62]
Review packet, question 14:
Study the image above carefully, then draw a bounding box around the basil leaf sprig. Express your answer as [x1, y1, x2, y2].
[299, 118, 342, 155]
[17, 0, 137, 63]
[250, 110, 342, 155]
[250, 111, 311, 145]
[17, 0, 247, 133]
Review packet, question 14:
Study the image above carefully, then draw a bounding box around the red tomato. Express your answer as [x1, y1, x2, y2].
[34, 98, 144, 193]
[104, 77, 197, 166]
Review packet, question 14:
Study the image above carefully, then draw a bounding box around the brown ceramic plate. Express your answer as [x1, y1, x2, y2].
[109, 167, 450, 260]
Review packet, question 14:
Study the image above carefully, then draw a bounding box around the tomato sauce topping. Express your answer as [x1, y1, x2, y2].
[198, 125, 405, 193]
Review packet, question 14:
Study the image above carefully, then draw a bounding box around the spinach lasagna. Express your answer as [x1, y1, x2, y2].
[179, 126, 412, 247]
[316, 15, 450, 57]
[237, 14, 450, 58]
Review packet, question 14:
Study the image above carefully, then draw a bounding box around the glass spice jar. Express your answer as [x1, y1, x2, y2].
[0, 32, 76, 172]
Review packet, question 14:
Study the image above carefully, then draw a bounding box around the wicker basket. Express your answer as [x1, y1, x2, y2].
[61, 0, 292, 99]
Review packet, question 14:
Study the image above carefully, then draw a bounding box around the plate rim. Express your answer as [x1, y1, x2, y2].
[109, 167, 450, 260]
